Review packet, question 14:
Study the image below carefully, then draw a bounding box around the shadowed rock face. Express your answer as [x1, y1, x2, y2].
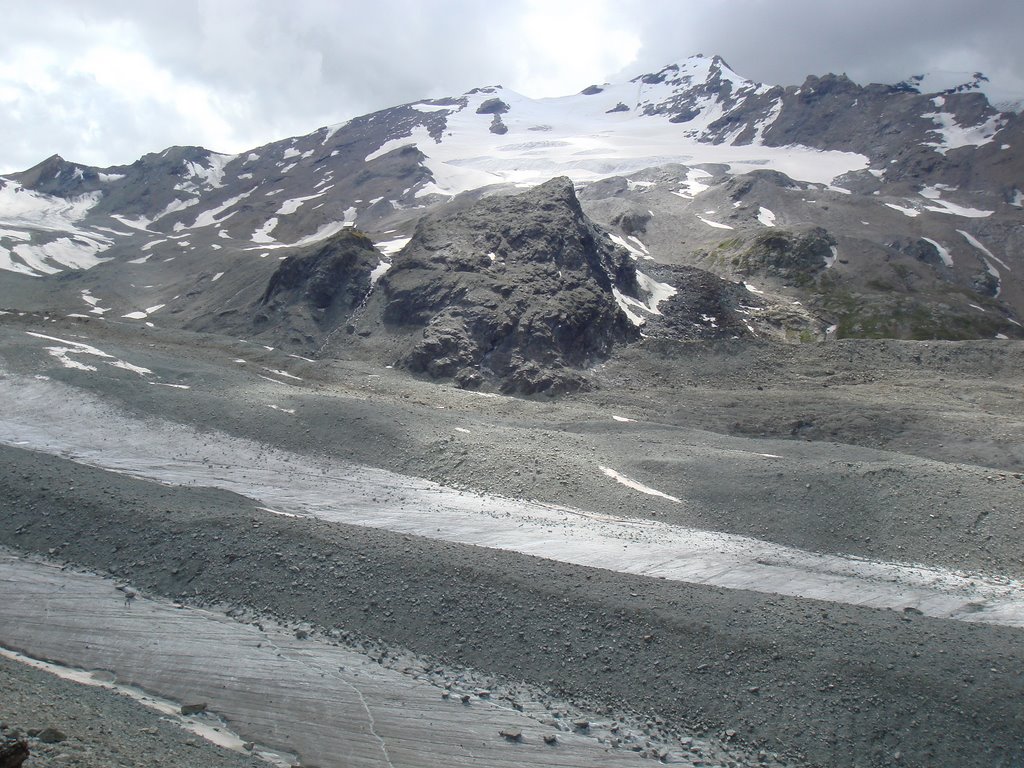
[377, 177, 642, 394]
[251, 229, 382, 345]
[261, 229, 380, 314]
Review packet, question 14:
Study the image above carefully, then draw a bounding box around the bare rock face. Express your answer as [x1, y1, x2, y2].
[377, 177, 642, 394]
[260, 229, 379, 314]
[732, 228, 837, 285]
[255, 229, 382, 339]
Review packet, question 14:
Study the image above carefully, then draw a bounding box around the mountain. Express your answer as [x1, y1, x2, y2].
[1, 53, 1021, 391]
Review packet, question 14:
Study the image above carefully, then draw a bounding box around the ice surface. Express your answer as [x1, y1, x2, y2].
[363, 86, 867, 199]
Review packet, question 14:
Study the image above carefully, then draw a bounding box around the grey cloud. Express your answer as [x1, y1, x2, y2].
[1, 0, 1021, 174]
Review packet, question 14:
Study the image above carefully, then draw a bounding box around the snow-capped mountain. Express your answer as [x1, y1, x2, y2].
[0, 54, 1021, 390]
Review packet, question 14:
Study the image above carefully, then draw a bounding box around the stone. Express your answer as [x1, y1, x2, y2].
[180, 703, 208, 716]
[499, 728, 522, 741]
[34, 728, 66, 744]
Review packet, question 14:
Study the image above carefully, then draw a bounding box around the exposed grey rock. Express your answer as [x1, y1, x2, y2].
[33, 727, 66, 744]
[476, 98, 510, 115]
[373, 177, 642, 394]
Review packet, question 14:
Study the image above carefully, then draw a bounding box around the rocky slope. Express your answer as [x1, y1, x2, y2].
[0, 54, 1020, 364]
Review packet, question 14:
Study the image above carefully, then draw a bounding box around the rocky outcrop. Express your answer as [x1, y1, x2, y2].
[732, 228, 837, 285]
[251, 228, 382, 344]
[260, 229, 379, 314]
[376, 177, 642, 394]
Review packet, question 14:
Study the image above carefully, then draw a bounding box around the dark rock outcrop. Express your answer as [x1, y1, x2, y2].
[0, 736, 28, 768]
[733, 228, 837, 285]
[261, 229, 380, 315]
[254, 229, 382, 343]
[376, 177, 642, 394]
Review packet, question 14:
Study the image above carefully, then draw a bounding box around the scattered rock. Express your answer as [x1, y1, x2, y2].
[499, 727, 522, 741]
[0, 736, 29, 768]
[179, 703, 208, 716]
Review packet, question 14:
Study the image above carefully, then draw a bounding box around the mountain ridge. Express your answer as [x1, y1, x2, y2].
[1, 53, 1021, 377]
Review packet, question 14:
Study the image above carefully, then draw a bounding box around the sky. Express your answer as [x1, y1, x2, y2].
[2, 0, 1022, 174]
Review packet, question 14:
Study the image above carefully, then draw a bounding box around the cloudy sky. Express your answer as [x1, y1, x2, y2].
[2, 0, 1022, 174]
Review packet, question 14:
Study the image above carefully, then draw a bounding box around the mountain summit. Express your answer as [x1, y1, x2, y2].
[0, 53, 1021, 382]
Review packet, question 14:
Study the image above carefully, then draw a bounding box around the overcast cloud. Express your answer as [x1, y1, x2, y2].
[2, 0, 1022, 174]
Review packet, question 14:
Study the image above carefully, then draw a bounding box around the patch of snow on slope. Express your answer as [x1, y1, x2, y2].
[757, 207, 776, 226]
[635, 270, 676, 313]
[151, 197, 199, 223]
[375, 236, 411, 256]
[923, 97, 1005, 155]
[251, 218, 279, 243]
[921, 237, 954, 266]
[408, 103, 451, 113]
[608, 233, 650, 260]
[958, 230, 1010, 271]
[13, 236, 110, 273]
[109, 215, 153, 232]
[612, 289, 647, 326]
[676, 168, 712, 198]
[276, 190, 328, 216]
[0, 183, 113, 275]
[919, 187, 993, 218]
[342, 206, 357, 226]
[182, 153, 235, 190]
[599, 466, 681, 503]
[321, 120, 349, 145]
[885, 202, 921, 218]
[25, 331, 150, 376]
[369, 259, 391, 287]
[697, 215, 733, 230]
[192, 187, 257, 228]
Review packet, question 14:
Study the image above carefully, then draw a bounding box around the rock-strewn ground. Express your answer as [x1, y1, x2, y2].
[0, 655, 260, 768]
[1, 315, 1023, 768]
[1, 442, 1022, 768]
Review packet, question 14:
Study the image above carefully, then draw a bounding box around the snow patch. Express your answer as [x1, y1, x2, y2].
[756, 207, 776, 227]
[599, 466, 681, 503]
[920, 237, 954, 267]
[697, 215, 733, 230]
[251, 218, 279, 243]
